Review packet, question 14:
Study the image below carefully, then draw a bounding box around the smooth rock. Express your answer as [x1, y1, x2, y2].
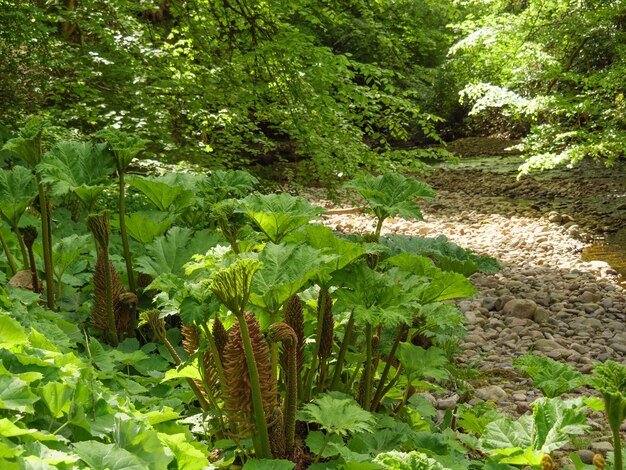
[475, 385, 507, 401]
[503, 299, 537, 319]
[532, 306, 550, 324]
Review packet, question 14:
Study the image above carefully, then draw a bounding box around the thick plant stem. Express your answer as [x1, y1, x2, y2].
[100, 247, 119, 347]
[330, 311, 354, 390]
[303, 286, 328, 402]
[237, 312, 272, 459]
[13, 226, 29, 271]
[313, 432, 333, 464]
[160, 333, 211, 412]
[117, 173, 138, 336]
[611, 421, 623, 470]
[362, 323, 373, 410]
[36, 175, 55, 310]
[269, 323, 297, 455]
[118, 173, 136, 294]
[199, 322, 226, 388]
[371, 325, 407, 411]
[0, 230, 17, 275]
[374, 215, 385, 241]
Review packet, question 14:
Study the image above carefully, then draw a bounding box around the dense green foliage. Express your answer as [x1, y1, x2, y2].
[451, 0, 626, 171]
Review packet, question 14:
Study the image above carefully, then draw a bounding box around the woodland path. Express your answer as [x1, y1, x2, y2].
[305, 138, 626, 463]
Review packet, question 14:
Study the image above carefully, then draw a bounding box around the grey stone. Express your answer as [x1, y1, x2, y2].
[475, 385, 507, 401]
[534, 339, 561, 352]
[503, 299, 537, 319]
[591, 441, 613, 453]
[437, 394, 459, 410]
[496, 295, 516, 311]
[577, 450, 595, 465]
[532, 306, 550, 324]
[482, 297, 498, 311]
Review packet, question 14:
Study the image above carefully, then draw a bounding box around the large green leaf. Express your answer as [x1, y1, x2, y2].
[1, 117, 48, 168]
[158, 433, 209, 470]
[251, 242, 327, 312]
[113, 416, 172, 470]
[0, 376, 38, 413]
[39, 382, 73, 419]
[299, 393, 375, 436]
[304, 225, 366, 283]
[480, 416, 533, 452]
[513, 355, 587, 398]
[73, 441, 148, 470]
[136, 227, 224, 278]
[531, 397, 588, 453]
[0, 314, 28, 347]
[39, 141, 115, 209]
[94, 127, 148, 171]
[345, 173, 434, 222]
[126, 175, 194, 212]
[333, 263, 419, 327]
[382, 234, 500, 275]
[373, 450, 447, 470]
[123, 211, 175, 244]
[200, 169, 259, 203]
[51, 234, 91, 286]
[396, 344, 449, 383]
[0, 166, 37, 227]
[240, 193, 324, 243]
[416, 271, 476, 304]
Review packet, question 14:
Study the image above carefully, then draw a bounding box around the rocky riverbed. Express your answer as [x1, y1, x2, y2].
[304, 144, 626, 463]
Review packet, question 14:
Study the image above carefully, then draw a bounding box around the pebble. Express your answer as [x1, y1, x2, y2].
[475, 385, 507, 401]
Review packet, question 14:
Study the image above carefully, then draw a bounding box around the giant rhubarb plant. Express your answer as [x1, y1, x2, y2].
[344, 173, 435, 241]
[210, 258, 274, 459]
[94, 128, 148, 295]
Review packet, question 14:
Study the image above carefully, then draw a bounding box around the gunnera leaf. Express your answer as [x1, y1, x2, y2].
[513, 355, 587, 398]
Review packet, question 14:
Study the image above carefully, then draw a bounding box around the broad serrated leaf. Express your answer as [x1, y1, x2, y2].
[136, 227, 224, 278]
[345, 173, 434, 222]
[396, 344, 449, 382]
[200, 169, 259, 203]
[113, 416, 172, 470]
[382, 234, 500, 275]
[299, 392, 375, 436]
[73, 441, 148, 470]
[532, 397, 589, 453]
[240, 193, 324, 243]
[417, 271, 476, 303]
[304, 224, 366, 282]
[1, 117, 48, 168]
[94, 128, 148, 171]
[123, 211, 175, 244]
[39, 141, 115, 209]
[251, 243, 327, 312]
[372, 450, 447, 469]
[127, 175, 194, 212]
[0, 166, 37, 227]
[513, 355, 587, 398]
[334, 263, 418, 327]
[480, 416, 533, 451]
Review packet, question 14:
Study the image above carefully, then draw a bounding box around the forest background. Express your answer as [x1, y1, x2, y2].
[2, 0, 625, 181]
